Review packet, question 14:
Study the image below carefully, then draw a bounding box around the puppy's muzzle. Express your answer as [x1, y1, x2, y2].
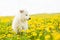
[29, 18, 31, 20]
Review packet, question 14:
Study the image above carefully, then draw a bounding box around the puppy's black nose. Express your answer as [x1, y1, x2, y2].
[29, 18, 31, 20]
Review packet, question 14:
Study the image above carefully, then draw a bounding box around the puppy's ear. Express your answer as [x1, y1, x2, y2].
[20, 10, 24, 13]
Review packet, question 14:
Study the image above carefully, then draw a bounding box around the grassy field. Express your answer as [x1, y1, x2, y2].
[0, 14, 60, 40]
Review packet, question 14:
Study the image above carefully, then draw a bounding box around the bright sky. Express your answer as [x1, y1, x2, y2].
[0, 0, 60, 16]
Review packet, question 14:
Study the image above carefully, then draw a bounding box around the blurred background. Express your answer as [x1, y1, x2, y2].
[0, 0, 60, 16]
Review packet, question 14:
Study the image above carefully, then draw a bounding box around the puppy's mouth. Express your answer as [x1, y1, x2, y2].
[28, 18, 31, 20]
[26, 18, 31, 21]
[29, 18, 31, 20]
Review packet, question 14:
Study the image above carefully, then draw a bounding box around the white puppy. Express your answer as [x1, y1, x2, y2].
[12, 10, 31, 34]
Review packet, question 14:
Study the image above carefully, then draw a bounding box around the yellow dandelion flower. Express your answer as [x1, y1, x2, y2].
[27, 36, 31, 38]
[2, 34, 6, 38]
[0, 37, 2, 39]
[36, 38, 40, 40]
[52, 32, 60, 40]
[45, 28, 51, 32]
[26, 29, 31, 33]
[32, 32, 37, 36]
[7, 34, 13, 38]
[45, 35, 50, 39]
[39, 33, 43, 36]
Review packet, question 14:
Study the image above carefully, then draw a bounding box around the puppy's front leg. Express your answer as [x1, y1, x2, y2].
[18, 26, 22, 32]
[23, 23, 28, 30]
[12, 27, 18, 34]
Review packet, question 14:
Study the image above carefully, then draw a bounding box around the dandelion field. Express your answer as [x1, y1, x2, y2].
[0, 14, 60, 40]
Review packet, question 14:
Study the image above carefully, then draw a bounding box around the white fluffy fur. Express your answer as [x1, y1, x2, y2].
[12, 10, 30, 34]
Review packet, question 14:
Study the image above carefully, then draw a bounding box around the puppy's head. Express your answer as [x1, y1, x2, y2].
[19, 10, 31, 21]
